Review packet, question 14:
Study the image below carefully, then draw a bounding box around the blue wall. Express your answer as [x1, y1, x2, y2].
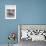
[0, 0, 46, 44]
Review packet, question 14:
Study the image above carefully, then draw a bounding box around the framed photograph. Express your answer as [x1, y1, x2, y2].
[5, 5, 16, 19]
[18, 24, 46, 42]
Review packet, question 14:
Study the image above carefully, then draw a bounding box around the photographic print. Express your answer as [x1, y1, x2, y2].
[5, 5, 16, 19]
[18, 24, 46, 46]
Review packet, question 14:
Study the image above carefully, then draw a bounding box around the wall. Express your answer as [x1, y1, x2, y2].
[0, 0, 46, 44]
